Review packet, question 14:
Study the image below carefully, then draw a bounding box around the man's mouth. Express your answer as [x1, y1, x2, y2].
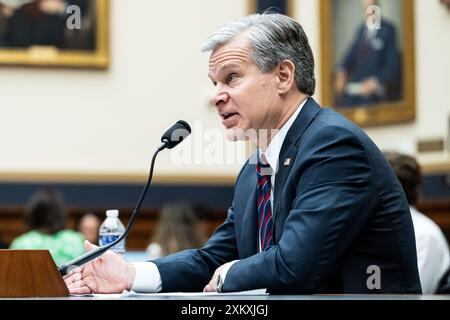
[222, 112, 238, 120]
[221, 112, 239, 129]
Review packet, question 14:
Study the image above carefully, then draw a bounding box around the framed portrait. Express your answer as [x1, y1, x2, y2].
[248, 0, 296, 17]
[320, 0, 415, 127]
[0, 0, 108, 68]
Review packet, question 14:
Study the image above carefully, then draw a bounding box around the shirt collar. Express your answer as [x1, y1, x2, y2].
[259, 98, 307, 174]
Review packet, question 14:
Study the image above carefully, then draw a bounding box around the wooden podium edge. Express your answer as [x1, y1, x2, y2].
[0, 250, 69, 298]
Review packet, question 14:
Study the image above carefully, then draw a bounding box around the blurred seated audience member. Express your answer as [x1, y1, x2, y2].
[10, 188, 85, 265]
[77, 212, 101, 245]
[146, 202, 204, 260]
[385, 152, 450, 294]
[0, 237, 7, 249]
[193, 203, 213, 244]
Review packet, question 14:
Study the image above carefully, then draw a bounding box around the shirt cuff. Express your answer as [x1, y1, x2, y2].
[221, 260, 239, 284]
[130, 262, 162, 293]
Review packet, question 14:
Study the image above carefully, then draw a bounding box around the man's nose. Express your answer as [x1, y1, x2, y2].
[209, 87, 229, 108]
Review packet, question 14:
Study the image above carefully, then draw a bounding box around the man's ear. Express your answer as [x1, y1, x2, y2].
[277, 60, 296, 94]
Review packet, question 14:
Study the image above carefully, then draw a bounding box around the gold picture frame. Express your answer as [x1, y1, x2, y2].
[248, 0, 296, 17]
[320, 0, 415, 127]
[0, 0, 109, 69]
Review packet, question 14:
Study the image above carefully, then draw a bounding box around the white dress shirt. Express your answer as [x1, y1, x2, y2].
[410, 206, 450, 294]
[260, 99, 306, 211]
[131, 98, 308, 293]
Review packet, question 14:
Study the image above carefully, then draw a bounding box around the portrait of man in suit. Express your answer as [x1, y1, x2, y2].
[0, 0, 95, 50]
[333, 0, 403, 108]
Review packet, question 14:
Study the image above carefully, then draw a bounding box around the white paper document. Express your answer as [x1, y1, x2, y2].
[121, 288, 268, 297]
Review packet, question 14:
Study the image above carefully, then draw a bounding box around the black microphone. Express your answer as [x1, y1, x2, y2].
[160, 120, 191, 149]
[58, 120, 191, 276]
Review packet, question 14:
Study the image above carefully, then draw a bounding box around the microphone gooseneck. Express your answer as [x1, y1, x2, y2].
[58, 120, 191, 276]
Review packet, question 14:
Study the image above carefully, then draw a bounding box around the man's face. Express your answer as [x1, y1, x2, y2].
[208, 35, 283, 141]
[363, 0, 378, 18]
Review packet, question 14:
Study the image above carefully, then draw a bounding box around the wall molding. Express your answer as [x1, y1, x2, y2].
[421, 162, 450, 174]
[0, 171, 237, 186]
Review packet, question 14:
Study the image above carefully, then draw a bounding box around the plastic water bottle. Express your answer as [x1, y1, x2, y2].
[99, 209, 126, 255]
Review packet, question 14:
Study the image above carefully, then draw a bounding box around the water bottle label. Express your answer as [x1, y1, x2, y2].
[99, 234, 125, 254]
[99, 234, 120, 245]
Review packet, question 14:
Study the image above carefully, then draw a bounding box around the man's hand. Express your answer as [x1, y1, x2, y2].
[334, 70, 348, 95]
[39, 0, 65, 15]
[63, 240, 135, 294]
[203, 263, 230, 292]
[360, 78, 379, 97]
[0, 5, 14, 17]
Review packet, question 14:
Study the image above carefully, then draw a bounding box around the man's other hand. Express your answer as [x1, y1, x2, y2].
[203, 263, 230, 292]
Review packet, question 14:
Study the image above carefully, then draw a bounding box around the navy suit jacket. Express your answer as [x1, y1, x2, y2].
[154, 98, 421, 294]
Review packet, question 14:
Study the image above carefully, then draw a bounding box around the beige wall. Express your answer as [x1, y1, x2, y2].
[0, 0, 249, 180]
[0, 0, 448, 182]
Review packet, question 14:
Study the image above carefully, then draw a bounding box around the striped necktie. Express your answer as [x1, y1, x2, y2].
[256, 158, 273, 251]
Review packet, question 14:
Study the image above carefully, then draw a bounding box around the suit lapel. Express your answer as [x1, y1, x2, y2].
[273, 144, 298, 217]
[272, 98, 323, 240]
[240, 179, 258, 257]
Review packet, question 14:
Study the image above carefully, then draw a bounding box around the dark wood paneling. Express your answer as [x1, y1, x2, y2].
[1, 200, 449, 250]
[0, 207, 226, 250]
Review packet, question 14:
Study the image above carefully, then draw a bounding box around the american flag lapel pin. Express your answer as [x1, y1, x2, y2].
[284, 158, 292, 166]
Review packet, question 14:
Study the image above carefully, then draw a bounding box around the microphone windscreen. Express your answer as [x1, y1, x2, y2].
[161, 120, 191, 149]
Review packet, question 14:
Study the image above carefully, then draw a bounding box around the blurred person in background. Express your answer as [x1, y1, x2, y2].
[146, 202, 204, 260]
[0, 237, 7, 249]
[193, 203, 213, 245]
[10, 188, 85, 265]
[77, 212, 101, 245]
[385, 152, 450, 294]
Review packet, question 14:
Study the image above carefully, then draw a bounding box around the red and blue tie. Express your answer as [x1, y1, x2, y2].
[256, 159, 273, 251]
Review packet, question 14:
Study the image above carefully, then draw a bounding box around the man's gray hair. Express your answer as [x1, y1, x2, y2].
[201, 13, 315, 96]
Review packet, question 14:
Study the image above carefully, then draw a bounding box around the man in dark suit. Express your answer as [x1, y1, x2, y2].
[64, 12, 421, 294]
[334, 0, 402, 108]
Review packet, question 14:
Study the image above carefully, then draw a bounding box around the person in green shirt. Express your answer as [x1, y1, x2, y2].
[10, 188, 86, 266]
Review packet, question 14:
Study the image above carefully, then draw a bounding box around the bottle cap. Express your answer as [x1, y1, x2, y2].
[106, 209, 119, 217]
